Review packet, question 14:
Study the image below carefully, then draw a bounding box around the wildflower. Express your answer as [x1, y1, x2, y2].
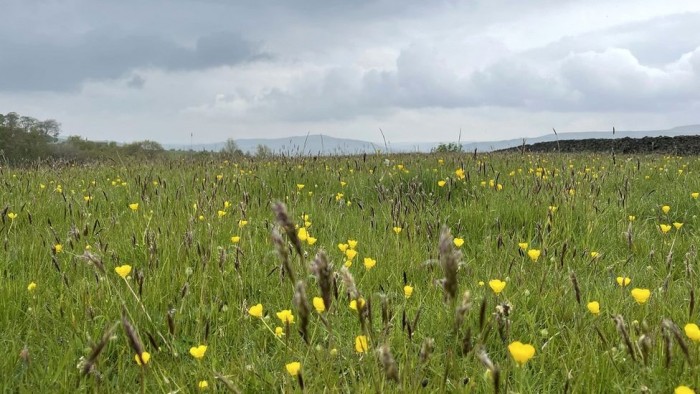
[54, 244, 63, 253]
[248, 304, 263, 318]
[616, 277, 631, 286]
[276, 310, 295, 324]
[297, 227, 308, 241]
[508, 341, 536, 366]
[662, 205, 671, 214]
[675, 386, 695, 394]
[285, 361, 301, 376]
[404, 285, 414, 298]
[231, 236, 240, 244]
[453, 238, 465, 247]
[129, 203, 139, 211]
[345, 249, 358, 260]
[587, 301, 600, 315]
[217, 210, 227, 218]
[238, 219, 248, 228]
[348, 239, 358, 249]
[455, 168, 466, 180]
[312, 297, 325, 313]
[307, 237, 317, 245]
[115, 265, 132, 279]
[684, 323, 700, 342]
[189, 345, 207, 359]
[224, 201, 231, 209]
[296, 184, 305, 190]
[338, 243, 349, 252]
[590, 251, 600, 259]
[438, 180, 446, 187]
[673, 222, 684, 230]
[27, 282, 37, 292]
[275, 327, 285, 337]
[660, 224, 672, 234]
[355, 335, 369, 353]
[198, 380, 209, 390]
[349, 298, 366, 310]
[135, 351, 151, 366]
[527, 249, 541, 262]
[7, 212, 17, 220]
[692, 192, 699, 199]
[628, 215, 636, 222]
[631, 288, 651, 304]
[488, 279, 506, 294]
[393, 226, 402, 235]
[548, 206, 558, 213]
[478, 281, 485, 286]
[363, 257, 376, 270]
[518, 242, 528, 250]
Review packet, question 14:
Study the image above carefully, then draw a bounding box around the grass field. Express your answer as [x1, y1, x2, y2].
[2, 152, 700, 393]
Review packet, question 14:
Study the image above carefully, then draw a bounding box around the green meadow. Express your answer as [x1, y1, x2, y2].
[2, 152, 700, 393]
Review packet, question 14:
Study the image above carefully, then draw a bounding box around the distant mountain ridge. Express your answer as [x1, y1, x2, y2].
[162, 125, 700, 155]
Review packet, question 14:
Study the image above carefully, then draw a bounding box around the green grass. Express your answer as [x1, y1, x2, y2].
[2, 152, 700, 393]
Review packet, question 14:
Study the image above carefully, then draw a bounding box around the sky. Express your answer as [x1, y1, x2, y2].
[1, 0, 700, 145]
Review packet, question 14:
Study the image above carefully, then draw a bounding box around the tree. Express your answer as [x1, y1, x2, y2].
[431, 142, 463, 153]
[221, 138, 244, 158]
[255, 144, 272, 158]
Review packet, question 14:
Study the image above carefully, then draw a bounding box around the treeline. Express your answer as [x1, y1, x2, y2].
[1, 112, 169, 165]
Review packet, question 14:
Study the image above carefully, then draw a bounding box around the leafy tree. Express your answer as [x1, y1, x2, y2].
[431, 142, 464, 153]
[221, 138, 244, 158]
[255, 144, 272, 158]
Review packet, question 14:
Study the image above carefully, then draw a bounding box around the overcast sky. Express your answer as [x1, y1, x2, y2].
[1, 0, 700, 144]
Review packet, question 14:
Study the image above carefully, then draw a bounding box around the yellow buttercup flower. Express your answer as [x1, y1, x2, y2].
[198, 380, 209, 390]
[238, 219, 248, 228]
[135, 351, 151, 366]
[488, 279, 506, 294]
[662, 205, 671, 214]
[217, 210, 227, 218]
[54, 244, 63, 253]
[285, 361, 301, 376]
[129, 203, 139, 211]
[347, 239, 358, 249]
[338, 243, 349, 252]
[27, 282, 37, 292]
[363, 257, 376, 270]
[248, 303, 263, 318]
[675, 386, 695, 394]
[231, 236, 241, 244]
[189, 345, 207, 359]
[393, 226, 402, 235]
[438, 180, 446, 187]
[276, 310, 295, 324]
[631, 288, 651, 304]
[453, 238, 465, 247]
[684, 323, 700, 342]
[297, 227, 308, 241]
[403, 285, 414, 298]
[616, 276, 631, 286]
[312, 297, 325, 313]
[349, 298, 366, 310]
[673, 222, 684, 230]
[7, 212, 17, 220]
[518, 242, 528, 250]
[307, 237, 317, 245]
[508, 341, 536, 366]
[275, 326, 285, 338]
[692, 192, 699, 199]
[527, 249, 541, 262]
[590, 251, 600, 259]
[660, 224, 672, 234]
[355, 335, 369, 353]
[296, 184, 305, 190]
[345, 249, 358, 260]
[587, 301, 600, 315]
[628, 215, 636, 222]
[115, 265, 132, 279]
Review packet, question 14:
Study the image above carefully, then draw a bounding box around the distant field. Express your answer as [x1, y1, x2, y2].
[2, 152, 700, 393]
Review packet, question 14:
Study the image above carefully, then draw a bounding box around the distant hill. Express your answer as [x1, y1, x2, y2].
[162, 125, 700, 155]
[497, 135, 700, 155]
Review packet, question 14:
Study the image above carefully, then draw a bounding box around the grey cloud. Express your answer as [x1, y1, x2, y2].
[0, 30, 265, 92]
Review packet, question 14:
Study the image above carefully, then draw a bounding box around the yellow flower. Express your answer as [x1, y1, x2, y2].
[692, 192, 700, 199]
[349, 298, 366, 310]
[275, 326, 285, 338]
[344, 260, 352, 268]
[347, 239, 358, 249]
[276, 310, 295, 324]
[590, 251, 600, 258]
[189, 345, 207, 359]
[217, 210, 227, 218]
[453, 238, 465, 247]
[587, 301, 600, 315]
[307, 237, 317, 245]
[628, 215, 636, 222]
[660, 224, 672, 233]
[7, 212, 17, 220]
[238, 219, 248, 228]
[675, 386, 696, 394]
[231, 236, 241, 244]
[53, 244, 63, 253]
[438, 180, 446, 187]
[198, 380, 209, 390]
[684, 323, 700, 342]
[518, 242, 528, 250]
[355, 335, 369, 353]
[548, 205, 558, 213]
[115, 265, 132, 279]
[631, 288, 651, 304]
[508, 341, 536, 366]
[248, 303, 263, 318]
[363, 257, 376, 270]
[285, 361, 301, 377]
[455, 168, 466, 180]
[527, 249, 541, 262]
[662, 205, 671, 214]
[224, 201, 231, 209]
[338, 243, 349, 252]
[404, 285, 414, 298]
[673, 222, 684, 230]
[296, 184, 305, 190]
[345, 249, 358, 260]
[129, 203, 139, 211]
[297, 227, 308, 241]
[27, 282, 37, 292]
[488, 279, 506, 294]
[135, 351, 151, 366]
[393, 226, 402, 235]
[312, 297, 326, 313]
